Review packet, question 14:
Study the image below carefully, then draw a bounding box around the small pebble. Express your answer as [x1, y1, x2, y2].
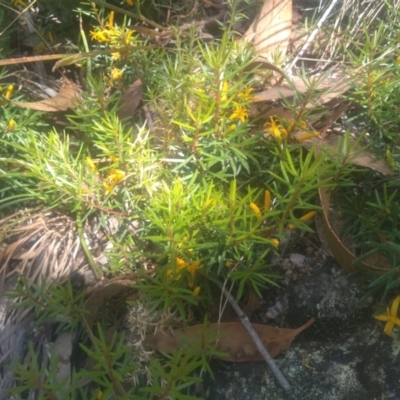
[290, 253, 306, 266]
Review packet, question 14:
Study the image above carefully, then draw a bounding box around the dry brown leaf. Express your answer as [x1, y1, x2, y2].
[117, 79, 143, 120]
[250, 103, 295, 120]
[240, 290, 261, 319]
[254, 86, 295, 102]
[253, 76, 350, 107]
[13, 78, 78, 112]
[348, 149, 398, 176]
[84, 281, 130, 329]
[315, 135, 398, 176]
[144, 318, 315, 362]
[318, 187, 390, 273]
[243, 0, 292, 57]
[245, 59, 288, 80]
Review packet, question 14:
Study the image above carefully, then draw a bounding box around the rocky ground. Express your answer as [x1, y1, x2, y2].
[204, 248, 400, 400]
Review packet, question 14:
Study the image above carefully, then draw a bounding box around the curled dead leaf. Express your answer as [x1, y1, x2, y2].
[117, 79, 143, 120]
[318, 187, 390, 273]
[144, 318, 315, 362]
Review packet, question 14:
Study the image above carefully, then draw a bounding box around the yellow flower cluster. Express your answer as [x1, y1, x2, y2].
[264, 115, 319, 143]
[90, 11, 135, 57]
[168, 258, 201, 296]
[85, 156, 125, 195]
[220, 82, 254, 134]
[103, 168, 125, 195]
[264, 117, 288, 142]
[110, 67, 123, 81]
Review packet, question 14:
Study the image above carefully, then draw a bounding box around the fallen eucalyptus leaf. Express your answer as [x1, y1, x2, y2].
[243, 0, 292, 57]
[144, 318, 315, 362]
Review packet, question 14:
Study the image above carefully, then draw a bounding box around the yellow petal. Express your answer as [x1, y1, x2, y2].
[270, 239, 280, 248]
[374, 314, 390, 322]
[300, 211, 317, 221]
[86, 157, 97, 172]
[297, 132, 319, 142]
[264, 190, 271, 212]
[223, 124, 237, 136]
[192, 286, 200, 296]
[384, 321, 395, 336]
[187, 260, 200, 273]
[5, 84, 14, 100]
[390, 295, 400, 317]
[107, 11, 115, 29]
[176, 258, 187, 270]
[249, 203, 261, 220]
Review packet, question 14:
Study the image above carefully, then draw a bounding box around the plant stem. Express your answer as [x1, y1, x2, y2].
[218, 282, 291, 392]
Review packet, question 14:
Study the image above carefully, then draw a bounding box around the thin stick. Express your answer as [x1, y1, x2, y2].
[219, 283, 291, 392]
[286, 0, 339, 73]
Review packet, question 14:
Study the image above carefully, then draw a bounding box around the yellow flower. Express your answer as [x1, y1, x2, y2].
[220, 81, 229, 103]
[176, 257, 188, 271]
[86, 156, 97, 173]
[187, 260, 200, 288]
[229, 106, 248, 123]
[110, 68, 123, 80]
[225, 260, 233, 268]
[375, 295, 400, 336]
[90, 30, 110, 43]
[297, 132, 319, 142]
[300, 211, 317, 221]
[264, 190, 271, 212]
[11, 0, 27, 7]
[5, 84, 14, 100]
[109, 155, 118, 163]
[223, 124, 237, 136]
[249, 203, 262, 220]
[264, 117, 287, 142]
[270, 239, 280, 248]
[106, 11, 115, 29]
[112, 52, 121, 60]
[8, 119, 15, 131]
[397, 55, 400, 65]
[124, 29, 135, 44]
[192, 286, 200, 296]
[238, 87, 254, 101]
[103, 168, 125, 195]
[288, 211, 317, 230]
[126, 0, 134, 5]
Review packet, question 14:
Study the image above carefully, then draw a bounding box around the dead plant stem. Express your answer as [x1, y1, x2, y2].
[219, 282, 291, 392]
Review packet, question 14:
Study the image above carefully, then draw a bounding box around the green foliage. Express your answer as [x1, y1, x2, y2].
[2, 0, 400, 396]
